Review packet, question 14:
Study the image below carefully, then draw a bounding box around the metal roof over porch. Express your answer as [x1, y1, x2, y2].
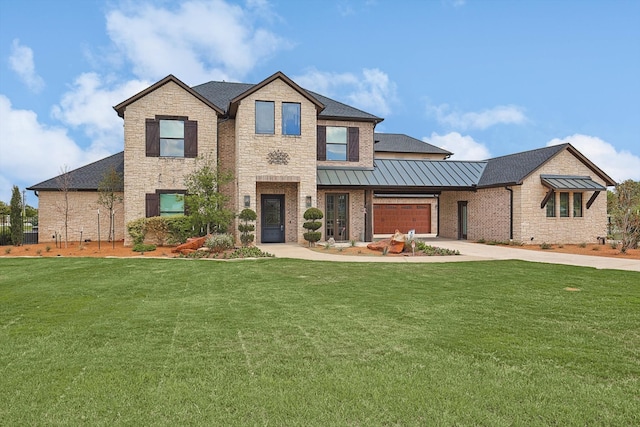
[540, 175, 606, 191]
[317, 159, 486, 190]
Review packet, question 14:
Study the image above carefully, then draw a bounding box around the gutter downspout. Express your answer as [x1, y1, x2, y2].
[505, 186, 513, 240]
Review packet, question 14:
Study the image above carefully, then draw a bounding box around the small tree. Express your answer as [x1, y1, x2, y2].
[302, 207, 323, 247]
[97, 166, 124, 241]
[9, 185, 23, 246]
[183, 156, 234, 235]
[238, 208, 257, 247]
[610, 180, 640, 252]
[55, 165, 74, 248]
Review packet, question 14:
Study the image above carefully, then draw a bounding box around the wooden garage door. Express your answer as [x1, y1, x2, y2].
[374, 204, 431, 234]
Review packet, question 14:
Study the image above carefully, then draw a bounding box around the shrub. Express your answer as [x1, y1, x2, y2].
[238, 208, 257, 247]
[205, 233, 234, 253]
[579, 242, 587, 248]
[165, 216, 195, 245]
[127, 218, 146, 245]
[145, 217, 169, 245]
[415, 241, 460, 256]
[133, 243, 157, 252]
[302, 207, 323, 246]
[540, 242, 553, 250]
[228, 247, 273, 259]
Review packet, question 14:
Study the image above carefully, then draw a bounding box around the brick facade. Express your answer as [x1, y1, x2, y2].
[439, 150, 609, 244]
[36, 191, 124, 243]
[121, 81, 219, 244]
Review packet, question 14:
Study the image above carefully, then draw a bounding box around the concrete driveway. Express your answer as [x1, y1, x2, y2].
[258, 238, 640, 272]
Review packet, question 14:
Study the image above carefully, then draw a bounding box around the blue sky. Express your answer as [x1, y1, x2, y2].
[1, 0, 639, 204]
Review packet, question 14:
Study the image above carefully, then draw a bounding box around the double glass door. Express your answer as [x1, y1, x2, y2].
[326, 194, 348, 241]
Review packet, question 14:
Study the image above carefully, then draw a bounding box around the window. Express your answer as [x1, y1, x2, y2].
[145, 117, 197, 158]
[559, 192, 569, 217]
[546, 193, 555, 217]
[326, 127, 347, 161]
[160, 120, 184, 157]
[326, 193, 349, 241]
[282, 102, 301, 135]
[573, 193, 583, 217]
[317, 125, 359, 162]
[256, 101, 274, 134]
[145, 190, 186, 217]
[160, 193, 184, 216]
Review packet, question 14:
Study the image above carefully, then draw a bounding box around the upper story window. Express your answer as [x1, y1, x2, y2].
[145, 116, 197, 158]
[326, 127, 348, 161]
[282, 102, 301, 135]
[317, 125, 359, 162]
[256, 101, 275, 134]
[160, 120, 184, 157]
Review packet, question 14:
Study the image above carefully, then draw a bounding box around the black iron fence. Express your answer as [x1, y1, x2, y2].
[0, 216, 39, 245]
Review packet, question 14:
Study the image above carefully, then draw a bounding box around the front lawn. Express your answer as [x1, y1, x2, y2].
[1, 258, 638, 425]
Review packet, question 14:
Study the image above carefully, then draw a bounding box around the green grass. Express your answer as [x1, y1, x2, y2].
[1, 258, 638, 426]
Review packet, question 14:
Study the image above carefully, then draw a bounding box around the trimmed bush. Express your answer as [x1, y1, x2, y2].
[205, 233, 234, 253]
[302, 208, 323, 246]
[238, 208, 257, 247]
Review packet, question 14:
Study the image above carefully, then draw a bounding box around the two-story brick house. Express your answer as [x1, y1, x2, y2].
[29, 71, 616, 246]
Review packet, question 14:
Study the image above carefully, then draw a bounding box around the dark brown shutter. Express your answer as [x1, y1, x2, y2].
[145, 193, 159, 217]
[348, 127, 359, 162]
[317, 125, 326, 161]
[146, 119, 160, 157]
[184, 120, 198, 158]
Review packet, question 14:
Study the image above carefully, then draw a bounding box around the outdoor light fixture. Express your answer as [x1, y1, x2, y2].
[305, 196, 312, 208]
[244, 195, 251, 207]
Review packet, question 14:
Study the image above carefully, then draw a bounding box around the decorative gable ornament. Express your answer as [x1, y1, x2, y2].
[267, 150, 290, 165]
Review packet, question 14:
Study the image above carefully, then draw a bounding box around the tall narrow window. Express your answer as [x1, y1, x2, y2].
[546, 192, 555, 217]
[160, 120, 184, 157]
[559, 192, 569, 217]
[256, 101, 274, 134]
[159, 193, 184, 216]
[282, 102, 301, 135]
[573, 193, 583, 217]
[326, 126, 347, 161]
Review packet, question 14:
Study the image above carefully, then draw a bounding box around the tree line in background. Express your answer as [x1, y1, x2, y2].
[608, 179, 640, 252]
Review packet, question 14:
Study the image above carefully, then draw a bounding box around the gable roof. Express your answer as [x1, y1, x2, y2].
[478, 143, 616, 188]
[192, 75, 383, 123]
[113, 75, 224, 118]
[28, 152, 124, 191]
[374, 133, 452, 156]
[318, 159, 485, 190]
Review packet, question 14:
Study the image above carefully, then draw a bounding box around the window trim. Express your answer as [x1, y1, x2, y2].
[145, 189, 187, 218]
[146, 116, 197, 158]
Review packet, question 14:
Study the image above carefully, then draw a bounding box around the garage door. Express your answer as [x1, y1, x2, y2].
[373, 204, 431, 234]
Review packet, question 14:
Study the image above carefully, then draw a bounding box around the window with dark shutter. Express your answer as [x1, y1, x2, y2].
[184, 120, 198, 158]
[146, 119, 160, 157]
[348, 127, 359, 162]
[317, 125, 326, 161]
[145, 193, 159, 217]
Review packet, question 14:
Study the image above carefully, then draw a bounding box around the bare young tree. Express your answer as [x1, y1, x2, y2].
[55, 165, 74, 248]
[610, 179, 640, 253]
[97, 166, 124, 242]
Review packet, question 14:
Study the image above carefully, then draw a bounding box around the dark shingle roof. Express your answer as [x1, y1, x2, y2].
[477, 144, 567, 187]
[318, 159, 486, 190]
[191, 81, 382, 122]
[374, 133, 452, 156]
[28, 152, 124, 191]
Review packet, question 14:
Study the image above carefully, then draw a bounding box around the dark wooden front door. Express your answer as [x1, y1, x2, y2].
[261, 195, 285, 243]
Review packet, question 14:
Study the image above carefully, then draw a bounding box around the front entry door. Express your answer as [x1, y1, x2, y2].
[458, 201, 468, 240]
[261, 195, 285, 243]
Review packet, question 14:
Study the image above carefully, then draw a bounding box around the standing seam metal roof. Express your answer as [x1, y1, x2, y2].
[317, 159, 486, 188]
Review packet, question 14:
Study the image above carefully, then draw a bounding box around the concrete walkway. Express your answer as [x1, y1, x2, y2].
[258, 238, 640, 272]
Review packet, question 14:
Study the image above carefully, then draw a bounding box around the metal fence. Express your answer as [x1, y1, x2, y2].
[0, 216, 39, 245]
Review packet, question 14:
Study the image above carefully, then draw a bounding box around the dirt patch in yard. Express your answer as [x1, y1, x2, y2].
[0, 241, 175, 258]
[490, 242, 640, 260]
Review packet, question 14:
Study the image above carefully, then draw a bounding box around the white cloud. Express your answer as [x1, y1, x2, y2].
[0, 95, 106, 202]
[51, 73, 149, 153]
[105, 0, 290, 84]
[546, 134, 640, 183]
[422, 132, 491, 160]
[8, 39, 45, 93]
[294, 68, 398, 117]
[427, 103, 527, 130]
